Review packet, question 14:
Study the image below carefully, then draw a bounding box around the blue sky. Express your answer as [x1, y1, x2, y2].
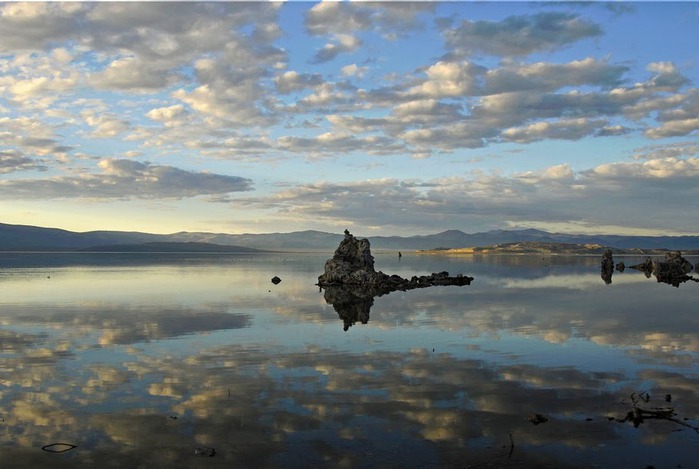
[1, 1, 698, 236]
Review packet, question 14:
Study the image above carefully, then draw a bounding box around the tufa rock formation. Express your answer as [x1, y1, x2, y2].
[630, 257, 653, 278]
[651, 251, 694, 287]
[317, 230, 473, 296]
[318, 230, 474, 331]
[601, 249, 614, 284]
[630, 251, 696, 287]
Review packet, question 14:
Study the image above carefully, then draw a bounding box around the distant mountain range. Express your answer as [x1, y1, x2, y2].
[2, 222, 699, 252]
[76, 242, 266, 253]
[418, 241, 699, 256]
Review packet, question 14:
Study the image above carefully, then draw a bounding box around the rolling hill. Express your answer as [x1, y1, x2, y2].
[2, 222, 699, 252]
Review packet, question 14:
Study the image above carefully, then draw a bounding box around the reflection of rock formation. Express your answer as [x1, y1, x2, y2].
[630, 251, 696, 287]
[630, 257, 653, 278]
[318, 231, 473, 330]
[323, 285, 373, 331]
[601, 249, 614, 284]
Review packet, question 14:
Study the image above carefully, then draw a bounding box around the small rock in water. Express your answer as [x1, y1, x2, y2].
[194, 447, 216, 457]
[528, 413, 548, 425]
[42, 443, 77, 453]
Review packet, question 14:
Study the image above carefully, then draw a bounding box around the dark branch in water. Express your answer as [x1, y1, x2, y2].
[616, 391, 699, 433]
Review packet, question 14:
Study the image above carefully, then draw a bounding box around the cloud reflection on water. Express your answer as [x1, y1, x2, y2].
[0, 253, 697, 467]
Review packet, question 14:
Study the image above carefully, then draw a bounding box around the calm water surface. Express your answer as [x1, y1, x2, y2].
[0, 252, 697, 468]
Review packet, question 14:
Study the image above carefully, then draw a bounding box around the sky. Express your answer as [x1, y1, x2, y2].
[0, 1, 698, 237]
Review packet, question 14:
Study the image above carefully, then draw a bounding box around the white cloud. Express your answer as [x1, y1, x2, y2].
[305, 2, 433, 37]
[0, 151, 47, 174]
[644, 90, 699, 138]
[83, 113, 130, 139]
[276, 132, 406, 157]
[646, 118, 699, 139]
[592, 157, 699, 179]
[484, 58, 627, 94]
[407, 61, 485, 98]
[340, 64, 367, 78]
[146, 105, 187, 126]
[274, 71, 324, 94]
[89, 56, 175, 91]
[0, 116, 73, 156]
[0, 2, 697, 235]
[441, 12, 602, 58]
[502, 118, 607, 143]
[632, 142, 699, 160]
[0, 159, 253, 200]
[239, 155, 699, 234]
[0, 2, 88, 52]
[312, 34, 362, 63]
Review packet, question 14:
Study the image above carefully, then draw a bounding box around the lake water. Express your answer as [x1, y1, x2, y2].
[0, 252, 697, 468]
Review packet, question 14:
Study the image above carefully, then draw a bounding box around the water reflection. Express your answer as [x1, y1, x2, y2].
[322, 285, 373, 331]
[600, 251, 699, 287]
[0, 253, 698, 468]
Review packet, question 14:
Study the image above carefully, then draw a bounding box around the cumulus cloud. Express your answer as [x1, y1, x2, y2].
[304, 2, 433, 37]
[501, 118, 608, 143]
[312, 33, 362, 63]
[304, 1, 372, 36]
[632, 141, 699, 160]
[276, 132, 406, 157]
[274, 71, 324, 94]
[591, 157, 699, 180]
[644, 89, 699, 138]
[484, 58, 627, 94]
[0, 151, 47, 173]
[0, 116, 73, 157]
[83, 113, 130, 139]
[0, 2, 88, 52]
[242, 156, 699, 234]
[0, 159, 253, 200]
[88, 56, 176, 91]
[294, 53, 684, 159]
[340, 64, 367, 78]
[304, 2, 433, 61]
[145, 104, 188, 129]
[171, 35, 286, 125]
[407, 61, 486, 98]
[0, 2, 697, 235]
[441, 12, 602, 58]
